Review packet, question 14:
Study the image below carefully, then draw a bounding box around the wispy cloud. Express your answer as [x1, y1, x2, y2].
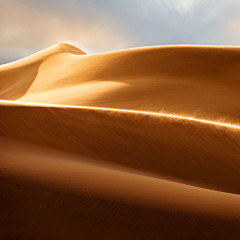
[0, 0, 133, 63]
[0, 0, 240, 64]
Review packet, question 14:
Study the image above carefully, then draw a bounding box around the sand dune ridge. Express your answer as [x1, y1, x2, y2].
[1, 43, 240, 239]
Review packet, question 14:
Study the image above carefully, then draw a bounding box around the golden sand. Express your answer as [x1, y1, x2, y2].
[1, 43, 240, 239]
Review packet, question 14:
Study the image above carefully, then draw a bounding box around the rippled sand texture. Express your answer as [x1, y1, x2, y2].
[1, 43, 240, 240]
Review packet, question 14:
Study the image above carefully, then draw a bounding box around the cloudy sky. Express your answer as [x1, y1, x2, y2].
[1, 0, 240, 64]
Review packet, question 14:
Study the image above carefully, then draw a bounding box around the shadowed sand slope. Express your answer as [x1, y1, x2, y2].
[1, 44, 240, 240]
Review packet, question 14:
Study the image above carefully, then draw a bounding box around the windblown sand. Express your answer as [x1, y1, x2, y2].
[1, 43, 240, 240]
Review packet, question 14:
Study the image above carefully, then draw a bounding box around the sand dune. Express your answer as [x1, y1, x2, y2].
[1, 43, 240, 239]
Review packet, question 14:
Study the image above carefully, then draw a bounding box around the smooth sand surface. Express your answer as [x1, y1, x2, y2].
[1, 43, 240, 239]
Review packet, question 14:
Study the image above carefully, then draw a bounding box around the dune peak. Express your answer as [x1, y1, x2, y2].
[58, 43, 86, 55]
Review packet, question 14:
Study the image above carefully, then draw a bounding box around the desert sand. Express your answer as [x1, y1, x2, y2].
[1, 43, 240, 239]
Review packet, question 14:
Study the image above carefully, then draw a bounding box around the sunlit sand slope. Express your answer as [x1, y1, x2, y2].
[0, 43, 85, 100]
[1, 44, 240, 239]
[1, 44, 240, 120]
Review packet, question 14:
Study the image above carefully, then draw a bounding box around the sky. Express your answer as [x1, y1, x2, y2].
[0, 0, 240, 64]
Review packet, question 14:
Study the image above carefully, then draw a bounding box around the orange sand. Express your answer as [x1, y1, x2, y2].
[1, 43, 240, 239]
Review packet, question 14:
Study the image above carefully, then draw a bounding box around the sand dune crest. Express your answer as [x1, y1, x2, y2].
[1, 43, 240, 239]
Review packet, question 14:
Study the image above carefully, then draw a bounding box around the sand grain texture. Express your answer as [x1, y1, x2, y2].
[1, 43, 240, 240]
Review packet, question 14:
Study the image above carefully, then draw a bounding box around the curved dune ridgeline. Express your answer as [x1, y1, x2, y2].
[1, 43, 240, 239]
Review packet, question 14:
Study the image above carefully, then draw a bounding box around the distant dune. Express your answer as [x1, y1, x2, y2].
[1, 43, 240, 239]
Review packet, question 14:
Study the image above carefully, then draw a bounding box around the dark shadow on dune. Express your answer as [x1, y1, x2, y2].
[179, 238, 220, 240]
[0, 177, 238, 240]
[0, 62, 41, 100]
[0, 233, 27, 240]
